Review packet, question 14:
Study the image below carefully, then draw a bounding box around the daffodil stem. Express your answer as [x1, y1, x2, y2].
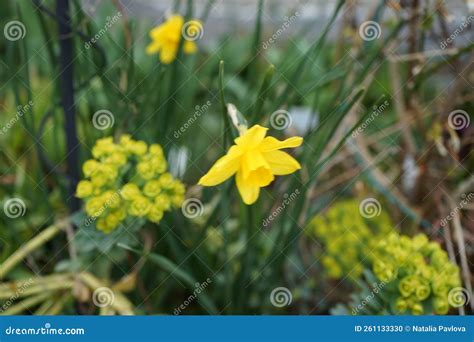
[218, 60, 231, 148]
[186, 0, 193, 16]
[200, 0, 216, 22]
[237, 204, 255, 313]
[173, 0, 181, 12]
[265, 177, 305, 289]
[161, 2, 194, 142]
[220, 181, 233, 312]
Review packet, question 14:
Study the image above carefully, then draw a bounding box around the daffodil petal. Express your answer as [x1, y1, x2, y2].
[262, 150, 301, 175]
[168, 15, 184, 27]
[198, 146, 242, 186]
[150, 26, 163, 39]
[259, 136, 303, 152]
[184, 40, 198, 54]
[236, 169, 260, 205]
[234, 125, 268, 149]
[146, 41, 161, 54]
[160, 45, 178, 64]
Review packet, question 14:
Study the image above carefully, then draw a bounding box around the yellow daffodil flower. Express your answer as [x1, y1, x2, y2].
[198, 125, 303, 205]
[146, 15, 199, 64]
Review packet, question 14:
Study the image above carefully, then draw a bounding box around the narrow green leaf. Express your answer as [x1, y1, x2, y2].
[306, 88, 365, 167]
[251, 64, 275, 124]
[117, 243, 218, 314]
[247, 0, 264, 82]
[274, 0, 345, 110]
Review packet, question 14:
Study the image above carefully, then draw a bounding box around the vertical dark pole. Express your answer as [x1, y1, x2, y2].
[57, 0, 80, 212]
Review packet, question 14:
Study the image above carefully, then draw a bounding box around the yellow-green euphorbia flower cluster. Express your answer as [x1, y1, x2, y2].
[307, 199, 392, 279]
[371, 232, 461, 315]
[76, 136, 185, 233]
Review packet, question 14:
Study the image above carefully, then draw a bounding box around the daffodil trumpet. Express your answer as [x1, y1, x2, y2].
[198, 125, 303, 205]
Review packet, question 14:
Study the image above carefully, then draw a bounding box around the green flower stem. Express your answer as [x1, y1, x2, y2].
[236, 204, 256, 313]
[220, 181, 233, 313]
[200, 0, 216, 22]
[173, 0, 181, 12]
[161, 0, 193, 140]
[217, 60, 235, 312]
[219, 60, 231, 148]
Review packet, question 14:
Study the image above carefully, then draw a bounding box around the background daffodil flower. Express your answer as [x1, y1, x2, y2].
[198, 125, 303, 205]
[146, 15, 199, 64]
